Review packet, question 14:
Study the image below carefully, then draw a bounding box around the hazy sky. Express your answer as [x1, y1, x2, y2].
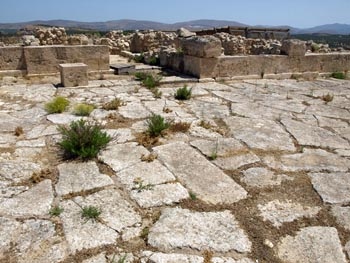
[1, 0, 349, 28]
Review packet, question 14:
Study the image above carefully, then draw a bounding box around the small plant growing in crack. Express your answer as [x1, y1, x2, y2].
[14, 126, 24, 136]
[174, 85, 192, 100]
[73, 103, 95, 116]
[110, 253, 127, 263]
[199, 120, 212, 129]
[146, 114, 170, 137]
[189, 191, 197, 200]
[132, 178, 154, 192]
[81, 205, 101, 223]
[321, 93, 334, 104]
[140, 226, 149, 240]
[49, 205, 64, 217]
[141, 153, 158, 162]
[208, 139, 219, 160]
[45, 96, 69, 114]
[102, 98, 126, 110]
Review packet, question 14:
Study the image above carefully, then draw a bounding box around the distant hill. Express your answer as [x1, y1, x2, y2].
[0, 19, 349, 34]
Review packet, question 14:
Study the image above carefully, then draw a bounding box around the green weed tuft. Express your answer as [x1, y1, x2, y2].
[73, 103, 95, 116]
[174, 85, 192, 100]
[45, 96, 69, 114]
[146, 114, 170, 137]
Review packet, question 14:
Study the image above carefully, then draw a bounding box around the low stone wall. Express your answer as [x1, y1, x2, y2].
[0, 45, 109, 75]
[0, 47, 26, 71]
[182, 53, 350, 79]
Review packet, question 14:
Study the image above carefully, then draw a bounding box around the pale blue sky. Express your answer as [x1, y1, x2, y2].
[1, 0, 349, 28]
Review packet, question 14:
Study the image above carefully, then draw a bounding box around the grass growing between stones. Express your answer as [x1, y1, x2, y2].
[58, 119, 111, 160]
[174, 85, 192, 100]
[73, 103, 95, 116]
[45, 96, 70, 114]
[169, 121, 191, 133]
[49, 205, 64, 217]
[331, 72, 346, 79]
[81, 206, 101, 222]
[146, 114, 170, 137]
[321, 93, 334, 104]
[14, 126, 24, 136]
[102, 98, 126, 110]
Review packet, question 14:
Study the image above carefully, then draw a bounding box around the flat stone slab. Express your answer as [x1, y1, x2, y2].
[281, 118, 350, 149]
[154, 142, 247, 204]
[241, 167, 293, 188]
[190, 138, 245, 157]
[141, 251, 254, 263]
[277, 227, 347, 263]
[46, 113, 83, 124]
[99, 142, 149, 172]
[309, 172, 350, 204]
[213, 153, 260, 170]
[189, 97, 230, 119]
[117, 160, 175, 190]
[224, 117, 296, 151]
[130, 182, 189, 208]
[0, 160, 41, 184]
[0, 218, 67, 263]
[264, 149, 350, 172]
[258, 200, 320, 227]
[0, 179, 53, 217]
[61, 188, 141, 252]
[56, 161, 114, 195]
[148, 208, 251, 253]
[118, 101, 150, 119]
[331, 206, 350, 231]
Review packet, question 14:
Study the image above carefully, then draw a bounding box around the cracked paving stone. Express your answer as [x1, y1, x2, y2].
[106, 252, 135, 262]
[190, 138, 245, 157]
[212, 153, 260, 170]
[224, 117, 296, 151]
[56, 161, 114, 196]
[104, 128, 135, 143]
[241, 167, 293, 188]
[46, 113, 84, 124]
[331, 206, 350, 231]
[15, 137, 46, 148]
[0, 160, 41, 184]
[118, 101, 150, 119]
[0, 179, 53, 217]
[258, 200, 320, 227]
[148, 208, 251, 253]
[154, 142, 247, 204]
[189, 97, 230, 119]
[263, 149, 350, 172]
[281, 118, 350, 149]
[309, 172, 350, 204]
[117, 160, 176, 190]
[0, 217, 67, 263]
[98, 142, 149, 172]
[130, 182, 189, 208]
[277, 226, 347, 263]
[141, 251, 254, 263]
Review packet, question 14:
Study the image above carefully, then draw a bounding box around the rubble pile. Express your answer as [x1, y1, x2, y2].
[96, 30, 132, 54]
[130, 30, 177, 53]
[34, 27, 68, 45]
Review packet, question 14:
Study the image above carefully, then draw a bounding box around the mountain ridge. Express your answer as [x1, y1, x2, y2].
[0, 19, 349, 34]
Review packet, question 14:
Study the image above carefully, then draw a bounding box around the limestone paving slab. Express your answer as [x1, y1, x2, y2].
[224, 117, 296, 151]
[117, 160, 176, 190]
[154, 142, 247, 204]
[309, 172, 350, 204]
[241, 167, 293, 188]
[281, 118, 350, 149]
[130, 182, 189, 208]
[56, 161, 114, 196]
[263, 149, 350, 172]
[148, 208, 252, 253]
[190, 138, 245, 157]
[99, 142, 149, 172]
[46, 113, 84, 124]
[212, 153, 260, 170]
[277, 227, 347, 263]
[331, 206, 350, 231]
[0, 179, 53, 217]
[258, 200, 320, 227]
[118, 101, 150, 119]
[0, 160, 41, 184]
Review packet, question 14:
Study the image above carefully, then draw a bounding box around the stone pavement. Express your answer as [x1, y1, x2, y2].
[0, 75, 349, 263]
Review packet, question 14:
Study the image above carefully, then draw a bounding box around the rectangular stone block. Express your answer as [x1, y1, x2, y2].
[0, 47, 26, 70]
[59, 63, 88, 87]
[181, 36, 222, 58]
[281, 39, 306, 57]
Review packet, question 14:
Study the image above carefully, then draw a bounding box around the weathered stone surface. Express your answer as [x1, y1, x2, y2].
[213, 153, 260, 170]
[56, 162, 114, 195]
[118, 101, 150, 119]
[83, 253, 107, 263]
[0, 180, 53, 216]
[345, 241, 350, 259]
[224, 117, 296, 151]
[99, 142, 149, 172]
[181, 36, 222, 58]
[241, 167, 292, 188]
[148, 208, 251, 253]
[16, 137, 46, 147]
[309, 172, 350, 204]
[26, 124, 59, 139]
[60, 63, 88, 87]
[46, 113, 83, 124]
[264, 149, 350, 172]
[190, 138, 245, 157]
[104, 128, 135, 143]
[118, 160, 175, 190]
[189, 97, 230, 119]
[0, 160, 41, 184]
[154, 142, 247, 204]
[281, 39, 306, 57]
[331, 206, 350, 230]
[277, 227, 347, 263]
[0, 217, 21, 253]
[130, 182, 188, 208]
[258, 200, 320, 227]
[177, 27, 196, 38]
[60, 199, 119, 252]
[281, 118, 349, 149]
[141, 251, 254, 263]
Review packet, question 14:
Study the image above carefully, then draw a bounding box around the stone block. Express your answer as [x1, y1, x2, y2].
[181, 36, 222, 58]
[0, 47, 26, 70]
[59, 63, 88, 87]
[281, 39, 306, 57]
